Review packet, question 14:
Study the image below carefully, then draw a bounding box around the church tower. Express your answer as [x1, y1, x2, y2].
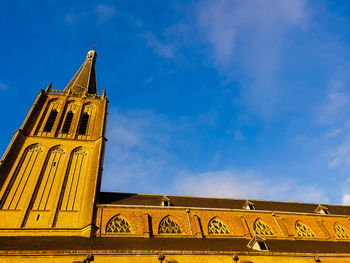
[0, 50, 108, 237]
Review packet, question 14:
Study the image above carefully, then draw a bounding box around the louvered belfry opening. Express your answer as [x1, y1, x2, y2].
[78, 112, 89, 135]
[61, 111, 74, 134]
[43, 109, 58, 132]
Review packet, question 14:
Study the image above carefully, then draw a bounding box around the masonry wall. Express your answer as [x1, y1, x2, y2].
[96, 205, 350, 242]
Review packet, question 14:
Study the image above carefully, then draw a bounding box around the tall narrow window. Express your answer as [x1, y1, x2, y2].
[61, 111, 74, 134]
[43, 109, 58, 132]
[78, 112, 89, 135]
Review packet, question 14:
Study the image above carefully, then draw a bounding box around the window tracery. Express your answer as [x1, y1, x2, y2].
[208, 218, 230, 234]
[254, 219, 274, 236]
[158, 217, 182, 234]
[106, 215, 131, 233]
[335, 224, 350, 239]
[296, 221, 315, 237]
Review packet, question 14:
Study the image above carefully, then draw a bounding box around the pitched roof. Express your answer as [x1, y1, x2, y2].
[98, 192, 350, 215]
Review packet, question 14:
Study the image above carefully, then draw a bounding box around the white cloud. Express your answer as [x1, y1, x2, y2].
[196, 0, 308, 116]
[101, 108, 181, 193]
[141, 32, 176, 59]
[65, 11, 86, 25]
[342, 194, 350, 205]
[0, 82, 8, 90]
[324, 128, 343, 140]
[197, 0, 308, 67]
[234, 130, 245, 140]
[318, 79, 350, 125]
[172, 169, 328, 203]
[65, 5, 115, 26]
[328, 140, 350, 168]
[96, 4, 116, 24]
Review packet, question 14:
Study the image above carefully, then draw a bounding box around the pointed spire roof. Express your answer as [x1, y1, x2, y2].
[64, 50, 98, 95]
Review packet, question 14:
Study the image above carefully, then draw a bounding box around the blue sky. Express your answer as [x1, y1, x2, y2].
[2, 0, 350, 204]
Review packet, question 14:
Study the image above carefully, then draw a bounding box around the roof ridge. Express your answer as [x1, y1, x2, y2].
[99, 192, 347, 207]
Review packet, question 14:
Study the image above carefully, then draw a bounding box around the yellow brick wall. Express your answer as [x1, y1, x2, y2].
[97, 206, 350, 242]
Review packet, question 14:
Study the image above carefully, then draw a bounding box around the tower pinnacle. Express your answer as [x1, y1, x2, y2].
[63, 50, 98, 95]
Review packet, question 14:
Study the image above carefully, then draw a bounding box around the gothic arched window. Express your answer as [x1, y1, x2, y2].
[43, 109, 58, 132]
[208, 218, 230, 234]
[106, 215, 131, 233]
[60, 148, 88, 211]
[296, 221, 315, 237]
[1, 145, 43, 210]
[78, 112, 89, 135]
[254, 219, 274, 236]
[158, 217, 182, 234]
[61, 111, 74, 134]
[335, 224, 350, 239]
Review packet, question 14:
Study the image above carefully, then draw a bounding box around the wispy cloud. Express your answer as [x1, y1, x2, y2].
[318, 77, 350, 125]
[324, 128, 343, 140]
[328, 140, 350, 168]
[101, 108, 331, 203]
[342, 194, 350, 205]
[0, 82, 8, 90]
[141, 32, 176, 59]
[65, 4, 116, 25]
[172, 169, 328, 203]
[102, 108, 182, 193]
[325, 120, 350, 168]
[65, 11, 86, 25]
[197, 0, 308, 67]
[196, 0, 308, 116]
[96, 4, 116, 24]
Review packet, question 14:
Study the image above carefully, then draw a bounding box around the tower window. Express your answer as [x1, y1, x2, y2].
[78, 112, 89, 135]
[61, 111, 74, 134]
[43, 109, 58, 132]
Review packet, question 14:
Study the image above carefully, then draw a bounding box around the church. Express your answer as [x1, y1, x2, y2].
[0, 50, 350, 262]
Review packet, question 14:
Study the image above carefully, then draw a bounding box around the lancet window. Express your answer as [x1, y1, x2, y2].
[208, 218, 230, 234]
[32, 147, 65, 211]
[60, 148, 88, 211]
[78, 112, 89, 135]
[158, 217, 182, 234]
[254, 219, 274, 236]
[335, 224, 350, 239]
[77, 104, 95, 137]
[35, 99, 61, 136]
[1, 145, 43, 210]
[61, 111, 74, 134]
[296, 221, 315, 237]
[43, 109, 58, 132]
[106, 215, 131, 233]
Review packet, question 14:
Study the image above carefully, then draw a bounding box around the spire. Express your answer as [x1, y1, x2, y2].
[63, 50, 98, 95]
